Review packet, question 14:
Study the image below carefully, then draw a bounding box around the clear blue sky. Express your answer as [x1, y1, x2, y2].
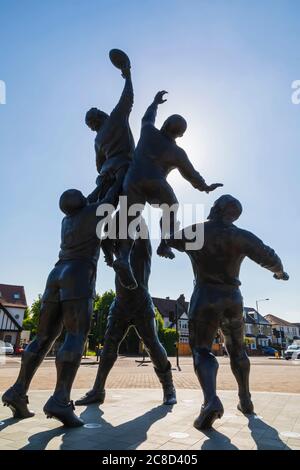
[0, 0, 299, 321]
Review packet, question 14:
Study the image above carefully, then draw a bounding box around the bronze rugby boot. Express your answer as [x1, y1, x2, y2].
[43, 396, 84, 427]
[75, 389, 106, 406]
[2, 386, 34, 419]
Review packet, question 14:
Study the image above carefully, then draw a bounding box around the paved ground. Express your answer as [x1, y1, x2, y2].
[1, 355, 300, 393]
[1, 389, 300, 450]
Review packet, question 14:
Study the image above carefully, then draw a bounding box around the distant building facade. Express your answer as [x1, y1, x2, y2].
[152, 295, 189, 345]
[0, 284, 27, 347]
[243, 307, 273, 350]
[264, 314, 300, 348]
[152, 295, 223, 355]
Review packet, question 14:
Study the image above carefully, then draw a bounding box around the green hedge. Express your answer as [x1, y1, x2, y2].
[160, 327, 179, 356]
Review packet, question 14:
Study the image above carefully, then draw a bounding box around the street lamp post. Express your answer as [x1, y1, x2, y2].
[256, 298, 270, 315]
[175, 302, 181, 371]
[255, 298, 270, 349]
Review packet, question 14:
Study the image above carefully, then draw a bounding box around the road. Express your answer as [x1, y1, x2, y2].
[1, 355, 300, 393]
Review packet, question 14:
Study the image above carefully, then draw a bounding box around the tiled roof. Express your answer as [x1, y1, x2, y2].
[244, 313, 256, 324]
[152, 296, 189, 319]
[0, 284, 27, 309]
[264, 314, 297, 327]
[244, 307, 270, 325]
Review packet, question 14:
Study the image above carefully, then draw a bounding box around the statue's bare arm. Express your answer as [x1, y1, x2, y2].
[111, 66, 134, 118]
[241, 230, 289, 280]
[142, 91, 168, 127]
[176, 149, 223, 193]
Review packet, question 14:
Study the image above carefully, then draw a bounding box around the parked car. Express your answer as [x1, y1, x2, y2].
[284, 344, 300, 360]
[261, 346, 278, 356]
[0, 342, 14, 355]
[14, 345, 24, 355]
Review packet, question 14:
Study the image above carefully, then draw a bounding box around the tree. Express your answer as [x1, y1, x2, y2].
[89, 290, 115, 349]
[161, 328, 179, 356]
[155, 307, 165, 335]
[22, 295, 42, 338]
[154, 307, 179, 355]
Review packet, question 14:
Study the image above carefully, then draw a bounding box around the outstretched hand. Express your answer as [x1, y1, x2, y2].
[274, 271, 289, 281]
[154, 90, 168, 104]
[204, 183, 223, 194]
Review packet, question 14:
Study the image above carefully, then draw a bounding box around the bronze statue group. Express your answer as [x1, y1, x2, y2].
[2, 50, 289, 431]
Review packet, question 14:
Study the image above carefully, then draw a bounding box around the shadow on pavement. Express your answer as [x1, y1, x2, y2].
[191, 414, 291, 450]
[19, 403, 173, 450]
[200, 429, 239, 450]
[246, 414, 290, 450]
[0, 416, 22, 432]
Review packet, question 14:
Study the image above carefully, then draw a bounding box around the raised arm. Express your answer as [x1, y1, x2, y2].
[111, 66, 134, 118]
[241, 230, 289, 280]
[176, 149, 223, 193]
[142, 90, 168, 127]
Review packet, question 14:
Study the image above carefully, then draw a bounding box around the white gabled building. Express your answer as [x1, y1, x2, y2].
[152, 295, 190, 345]
[264, 314, 300, 347]
[0, 284, 27, 347]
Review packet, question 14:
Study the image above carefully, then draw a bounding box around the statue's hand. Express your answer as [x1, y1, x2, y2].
[154, 90, 168, 104]
[121, 64, 131, 79]
[273, 271, 289, 281]
[204, 183, 223, 193]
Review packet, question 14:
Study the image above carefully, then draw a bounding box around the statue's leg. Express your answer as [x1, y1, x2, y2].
[43, 298, 93, 427]
[156, 181, 179, 260]
[101, 166, 128, 206]
[189, 306, 224, 429]
[2, 301, 63, 419]
[221, 306, 254, 414]
[113, 182, 145, 289]
[87, 173, 111, 203]
[135, 312, 177, 405]
[75, 305, 129, 406]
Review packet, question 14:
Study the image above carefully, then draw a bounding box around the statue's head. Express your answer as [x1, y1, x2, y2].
[208, 195, 243, 224]
[161, 114, 187, 139]
[59, 189, 87, 216]
[85, 107, 109, 131]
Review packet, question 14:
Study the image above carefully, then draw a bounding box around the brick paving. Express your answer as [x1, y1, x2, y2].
[1, 356, 300, 393]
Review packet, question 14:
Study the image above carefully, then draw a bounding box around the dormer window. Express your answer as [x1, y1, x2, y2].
[13, 293, 20, 300]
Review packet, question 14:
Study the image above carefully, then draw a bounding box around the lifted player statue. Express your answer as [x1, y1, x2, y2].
[86, 49, 135, 267]
[75, 222, 177, 408]
[86, 49, 134, 208]
[112, 90, 223, 290]
[167, 195, 289, 430]
[2, 189, 104, 427]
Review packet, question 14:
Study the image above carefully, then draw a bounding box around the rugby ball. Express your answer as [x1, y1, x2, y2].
[109, 49, 131, 70]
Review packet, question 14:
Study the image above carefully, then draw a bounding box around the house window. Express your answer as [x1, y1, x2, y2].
[13, 293, 20, 300]
[180, 336, 189, 344]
